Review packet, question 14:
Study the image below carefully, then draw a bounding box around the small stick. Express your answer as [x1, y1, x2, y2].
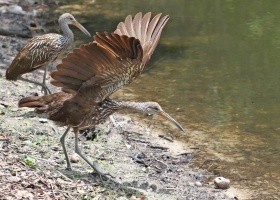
[199, 159, 216, 169]
[56, 170, 73, 182]
[158, 135, 173, 142]
[127, 137, 150, 143]
[149, 145, 169, 150]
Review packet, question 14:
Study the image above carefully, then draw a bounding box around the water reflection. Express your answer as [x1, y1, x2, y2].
[51, 0, 280, 198]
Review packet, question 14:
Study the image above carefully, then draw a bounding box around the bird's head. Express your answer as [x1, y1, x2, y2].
[143, 102, 184, 132]
[59, 13, 91, 37]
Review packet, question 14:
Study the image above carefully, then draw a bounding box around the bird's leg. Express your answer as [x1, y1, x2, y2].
[109, 115, 123, 133]
[74, 131, 117, 183]
[60, 126, 72, 170]
[109, 115, 118, 127]
[41, 66, 50, 94]
[74, 132, 105, 175]
[19, 76, 51, 94]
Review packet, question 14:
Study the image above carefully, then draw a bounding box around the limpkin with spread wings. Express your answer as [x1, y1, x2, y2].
[19, 12, 183, 177]
[6, 13, 91, 94]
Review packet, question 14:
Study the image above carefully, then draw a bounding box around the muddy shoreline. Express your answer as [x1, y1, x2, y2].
[0, 9, 240, 200]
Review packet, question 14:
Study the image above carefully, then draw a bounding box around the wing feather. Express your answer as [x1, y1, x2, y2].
[51, 33, 143, 101]
[51, 12, 169, 102]
[114, 12, 169, 66]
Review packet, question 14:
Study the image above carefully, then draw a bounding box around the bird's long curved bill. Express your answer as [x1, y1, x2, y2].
[73, 21, 91, 37]
[159, 111, 184, 132]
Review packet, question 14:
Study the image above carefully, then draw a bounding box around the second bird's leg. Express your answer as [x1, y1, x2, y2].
[60, 126, 72, 170]
[41, 67, 50, 94]
[19, 76, 51, 94]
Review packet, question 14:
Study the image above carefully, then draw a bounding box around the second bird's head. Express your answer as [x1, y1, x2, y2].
[59, 13, 91, 37]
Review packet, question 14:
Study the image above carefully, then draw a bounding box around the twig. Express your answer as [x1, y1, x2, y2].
[50, 183, 56, 198]
[48, 121, 58, 135]
[130, 152, 146, 166]
[149, 145, 169, 150]
[158, 135, 173, 142]
[199, 159, 217, 169]
[177, 152, 193, 156]
[32, 156, 60, 166]
[56, 170, 73, 182]
[63, 183, 87, 189]
[154, 157, 170, 170]
[127, 136, 150, 143]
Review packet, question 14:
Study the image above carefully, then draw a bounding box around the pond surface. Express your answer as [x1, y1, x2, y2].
[50, 0, 280, 198]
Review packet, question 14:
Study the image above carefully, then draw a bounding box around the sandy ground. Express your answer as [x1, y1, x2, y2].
[0, 13, 241, 200]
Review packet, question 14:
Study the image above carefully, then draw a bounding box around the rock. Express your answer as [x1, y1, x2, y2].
[195, 181, 202, 187]
[188, 181, 195, 186]
[51, 146, 59, 151]
[39, 118, 48, 123]
[24, 140, 32, 146]
[70, 153, 80, 163]
[8, 176, 21, 182]
[214, 177, 230, 189]
[55, 157, 64, 164]
[15, 190, 34, 199]
[0, 14, 32, 37]
[117, 197, 128, 200]
[7, 5, 26, 14]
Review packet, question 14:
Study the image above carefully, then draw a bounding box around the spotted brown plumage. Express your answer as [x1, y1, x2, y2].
[18, 12, 183, 179]
[6, 13, 91, 94]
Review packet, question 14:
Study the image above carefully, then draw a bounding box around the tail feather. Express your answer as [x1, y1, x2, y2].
[18, 96, 47, 114]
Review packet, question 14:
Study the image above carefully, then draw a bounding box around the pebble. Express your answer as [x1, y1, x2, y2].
[214, 177, 230, 189]
[175, 107, 181, 112]
[188, 181, 195, 186]
[8, 176, 21, 182]
[70, 153, 80, 163]
[51, 146, 60, 151]
[39, 118, 48, 123]
[195, 181, 202, 187]
[117, 197, 128, 200]
[11, 108, 19, 112]
[129, 196, 145, 200]
[24, 140, 32, 146]
[55, 157, 64, 164]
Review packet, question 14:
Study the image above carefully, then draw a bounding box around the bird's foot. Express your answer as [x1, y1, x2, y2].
[65, 167, 72, 171]
[89, 161, 122, 185]
[109, 115, 124, 133]
[41, 85, 51, 94]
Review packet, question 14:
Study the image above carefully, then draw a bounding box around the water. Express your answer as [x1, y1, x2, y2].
[51, 0, 280, 198]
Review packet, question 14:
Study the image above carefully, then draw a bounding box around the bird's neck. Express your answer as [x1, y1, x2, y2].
[114, 100, 146, 113]
[60, 23, 74, 43]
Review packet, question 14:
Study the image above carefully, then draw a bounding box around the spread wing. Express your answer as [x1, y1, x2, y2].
[51, 33, 143, 102]
[50, 12, 169, 102]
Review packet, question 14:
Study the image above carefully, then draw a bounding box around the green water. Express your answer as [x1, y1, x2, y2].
[52, 0, 280, 198]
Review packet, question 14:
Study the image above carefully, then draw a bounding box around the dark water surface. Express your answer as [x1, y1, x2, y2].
[51, 0, 280, 198]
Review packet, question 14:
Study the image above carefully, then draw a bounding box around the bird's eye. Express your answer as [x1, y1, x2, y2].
[69, 17, 74, 20]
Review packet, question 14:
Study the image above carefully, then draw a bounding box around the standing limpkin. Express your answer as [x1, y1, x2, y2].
[18, 12, 183, 178]
[6, 13, 91, 94]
